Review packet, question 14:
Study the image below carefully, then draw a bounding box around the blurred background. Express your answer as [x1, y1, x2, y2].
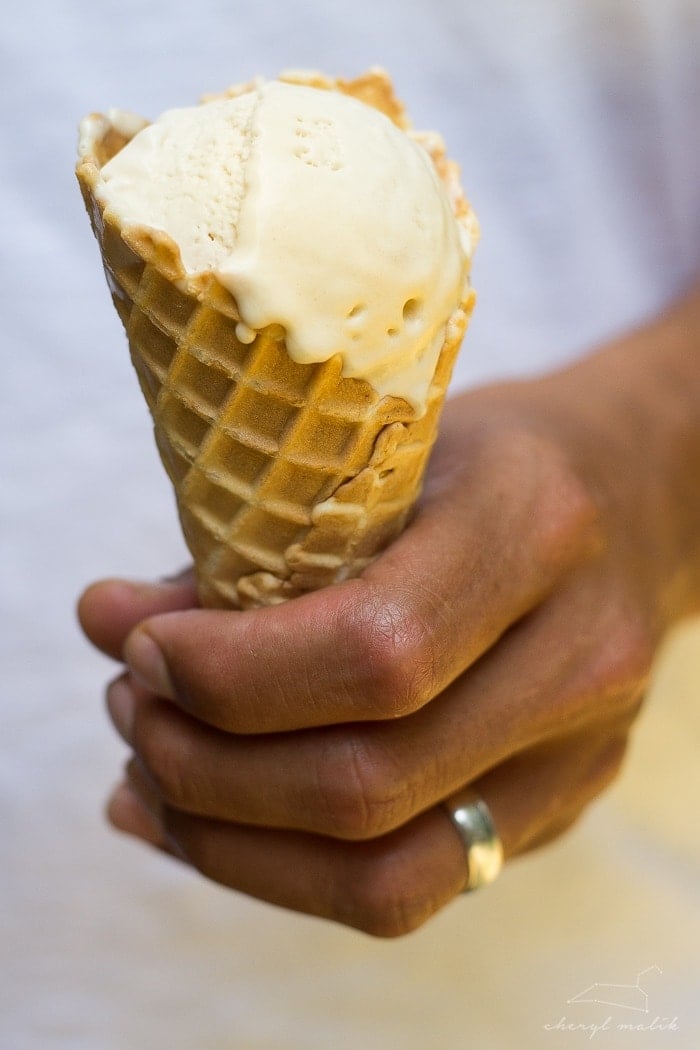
[2, 1, 699, 1046]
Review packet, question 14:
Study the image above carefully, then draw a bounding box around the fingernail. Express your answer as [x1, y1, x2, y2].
[107, 783, 165, 847]
[106, 678, 136, 744]
[124, 628, 174, 698]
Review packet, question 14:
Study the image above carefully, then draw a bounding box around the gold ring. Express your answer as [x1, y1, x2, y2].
[444, 788, 504, 892]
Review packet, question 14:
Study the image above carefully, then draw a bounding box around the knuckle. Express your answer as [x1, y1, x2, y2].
[594, 736, 629, 791]
[313, 734, 405, 840]
[532, 456, 602, 569]
[344, 591, 434, 718]
[343, 852, 436, 938]
[590, 616, 656, 701]
[483, 424, 601, 556]
[521, 811, 580, 857]
[560, 615, 656, 730]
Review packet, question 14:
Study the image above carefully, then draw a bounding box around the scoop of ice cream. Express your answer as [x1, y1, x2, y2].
[93, 79, 474, 412]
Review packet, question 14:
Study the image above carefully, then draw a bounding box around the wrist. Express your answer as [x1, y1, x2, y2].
[632, 284, 700, 620]
[553, 282, 700, 624]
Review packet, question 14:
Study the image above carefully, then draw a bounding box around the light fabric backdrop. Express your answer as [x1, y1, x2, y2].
[2, 1, 699, 1046]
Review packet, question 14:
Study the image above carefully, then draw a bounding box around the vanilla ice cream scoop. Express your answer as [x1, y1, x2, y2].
[91, 79, 476, 412]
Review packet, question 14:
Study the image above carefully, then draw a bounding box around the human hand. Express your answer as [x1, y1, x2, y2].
[79, 290, 700, 936]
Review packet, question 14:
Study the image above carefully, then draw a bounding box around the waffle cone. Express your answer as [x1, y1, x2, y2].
[77, 70, 477, 608]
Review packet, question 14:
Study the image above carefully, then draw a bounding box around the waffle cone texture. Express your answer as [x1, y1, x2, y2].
[77, 70, 477, 608]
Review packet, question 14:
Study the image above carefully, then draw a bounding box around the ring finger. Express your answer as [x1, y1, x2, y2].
[113, 727, 626, 936]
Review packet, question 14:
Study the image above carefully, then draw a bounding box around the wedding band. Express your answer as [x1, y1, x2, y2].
[444, 788, 503, 892]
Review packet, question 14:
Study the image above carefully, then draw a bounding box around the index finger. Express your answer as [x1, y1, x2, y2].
[124, 427, 597, 732]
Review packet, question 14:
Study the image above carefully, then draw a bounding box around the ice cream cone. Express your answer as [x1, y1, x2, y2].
[77, 70, 477, 608]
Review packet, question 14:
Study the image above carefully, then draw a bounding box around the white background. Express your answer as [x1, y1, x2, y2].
[2, 1, 699, 1046]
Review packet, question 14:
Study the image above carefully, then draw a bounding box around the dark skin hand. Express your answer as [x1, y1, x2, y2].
[79, 282, 700, 937]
